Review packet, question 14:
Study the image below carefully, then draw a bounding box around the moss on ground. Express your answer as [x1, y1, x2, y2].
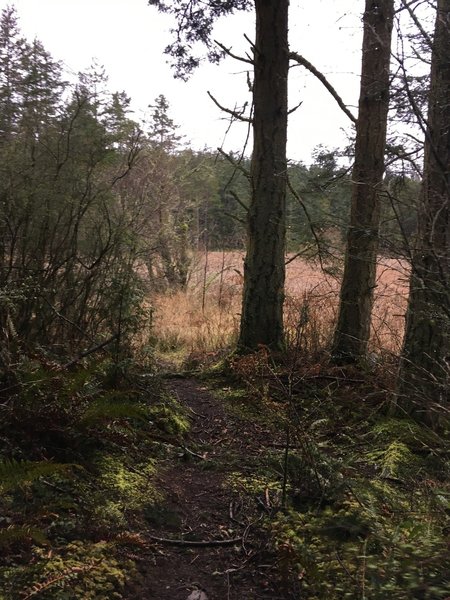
[204, 366, 450, 599]
[0, 360, 189, 600]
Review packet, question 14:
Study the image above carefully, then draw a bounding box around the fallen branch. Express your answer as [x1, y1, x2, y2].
[147, 534, 242, 547]
[180, 445, 207, 461]
[217, 147, 251, 179]
[64, 333, 119, 369]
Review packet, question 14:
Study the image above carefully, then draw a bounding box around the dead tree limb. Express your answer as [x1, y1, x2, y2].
[64, 333, 119, 369]
[147, 534, 243, 547]
[207, 91, 252, 123]
[289, 51, 357, 124]
[214, 39, 253, 65]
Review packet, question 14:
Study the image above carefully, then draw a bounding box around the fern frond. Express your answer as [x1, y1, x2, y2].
[0, 460, 75, 492]
[21, 564, 93, 600]
[6, 313, 17, 339]
[368, 441, 419, 478]
[371, 418, 438, 447]
[80, 399, 151, 425]
[0, 526, 48, 547]
[63, 368, 101, 398]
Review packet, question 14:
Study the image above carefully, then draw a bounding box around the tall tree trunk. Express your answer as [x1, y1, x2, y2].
[332, 0, 394, 362]
[238, 0, 289, 351]
[397, 0, 450, 425]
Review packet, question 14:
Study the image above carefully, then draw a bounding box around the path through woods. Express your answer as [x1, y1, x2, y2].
[125, 377, 289, 600]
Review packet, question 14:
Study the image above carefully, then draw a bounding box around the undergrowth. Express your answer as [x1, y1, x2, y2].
[0, 354, 188, 599]
[218, 350, 450, 599]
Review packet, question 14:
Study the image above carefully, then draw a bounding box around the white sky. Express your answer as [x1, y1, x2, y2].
[6, 0, 363, 163]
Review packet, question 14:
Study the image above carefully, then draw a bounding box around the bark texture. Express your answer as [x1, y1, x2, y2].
[332, 0, 394, 362]
[397, 0, 450, 425]
[238, 0, 289, 351]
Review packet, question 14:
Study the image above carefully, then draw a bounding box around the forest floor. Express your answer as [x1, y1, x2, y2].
[1, 354, 448, 599]
[125, 375, 290, 600]
[122, 355, 449, 600]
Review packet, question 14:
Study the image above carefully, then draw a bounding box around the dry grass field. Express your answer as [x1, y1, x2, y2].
[151, 251, 409, 359]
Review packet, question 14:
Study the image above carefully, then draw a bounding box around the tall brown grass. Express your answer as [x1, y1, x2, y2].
[150, 251, 409, 359]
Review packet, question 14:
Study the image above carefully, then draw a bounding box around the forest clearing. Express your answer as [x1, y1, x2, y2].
[153, 252, 410, 360]
[0, 0, 449, 598]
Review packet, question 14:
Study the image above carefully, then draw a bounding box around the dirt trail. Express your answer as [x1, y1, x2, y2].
[125, 377, 286, 600]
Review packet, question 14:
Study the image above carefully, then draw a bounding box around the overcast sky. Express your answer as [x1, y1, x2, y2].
[6, 0, 364, 163]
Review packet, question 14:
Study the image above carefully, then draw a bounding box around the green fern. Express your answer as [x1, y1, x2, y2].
[80, 399, 151, 425]
[0, 526, 48, 547]
[371, 418, 438, 448]
[63, 367, 102, 398]
[367, 441, 419, 478]
[20, 563, 94, 600]
[0, 460, 75, 493]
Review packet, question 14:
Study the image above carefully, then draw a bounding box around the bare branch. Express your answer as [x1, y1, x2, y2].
[288, 99, 303, 115]
[384, 188, 414, 262]
[223, 210, 246, 225]
[214, 39, 253, 65]
[289, 51, 357, 124]
[243, 33, 257, 55]
[207, 91, 252, 123]
[401, 0, 434, 49]
[147, 534, 243, 547]
[229, 189, 249, 212]
[285, 245, 315, 265]
[64, 334, 119, 369]
[217, 147, 251, 179]
[287, 175, 326, 272]
[40, 295, 95, 342]
[385, 146, 423, 176]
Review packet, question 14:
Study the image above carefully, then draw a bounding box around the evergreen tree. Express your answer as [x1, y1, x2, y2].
[149, 0, 289, 351]
[0, 5, 25, 137]
[332, 0, 395, 362]
[0, 11, 143, 350]
[397, 0, 450, 425]
[148, 93, 181, 150]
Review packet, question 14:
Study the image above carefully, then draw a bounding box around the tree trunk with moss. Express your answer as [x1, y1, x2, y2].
[332, 0, 394, 362]
[397, 0, 450, 425]
[237, 0, 289, 352]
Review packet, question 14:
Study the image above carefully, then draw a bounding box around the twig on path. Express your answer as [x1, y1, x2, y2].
[229, 499, 244, 526]
[212, 437, 227, 446]
[186, 406, 207, 419]
[147, 534, 243, 547]
[241, 520, 256, 556]
[264, 443, 302, 450]
[180, 445, 208, 460]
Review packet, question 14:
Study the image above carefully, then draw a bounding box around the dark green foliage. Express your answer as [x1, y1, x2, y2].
[79, 395, 151, 426]
[0, 526, 49, 548]
[148, 0, 252, 78]
[0, 460, 75, 493]
[2, 541, 134, 600]
[223, 360, 450, 599]
[0, 10, 146, 355]
[0, 358, 188, 599]
[273, 413, 450, 598]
